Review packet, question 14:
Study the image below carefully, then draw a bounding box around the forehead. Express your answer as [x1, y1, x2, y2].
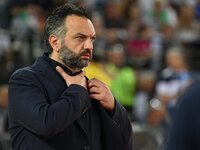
[65, 15, 95, 36]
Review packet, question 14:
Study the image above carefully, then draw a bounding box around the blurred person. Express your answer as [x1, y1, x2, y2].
[126, 20, 139, 42]
[154, 47, 193, 145]
[146, 98, 168, 150]
[68, 0, 104, 12]
[0, 85, 8, 110]
[158, 24, 177, 70]
[0, 24, 11, 57]
[138, 0, 154, 13]
[106, 27, 127, 44]
[1, 0, 55, 29]
[91, 12, 106, 40]
[91, 11, 109, 57]
[122, 0, 141, 25]
[126, 24, 152, 69]
[10, 4, 46, 64]
[105, 44, 137, 121]
[166, 79, 200, 150]
[0, 50, 23, 84]
[142, 0, 177, 30]
[134, 70, 156, 123]
[175, 4, 199, 43]
[104, 1, 125, 29]
[169, 0, 196, 13]
[122, 1, 143, 43]
[156, 47, 192, 123]
[68, 0, 103, 12]
[195, 0, 200, 20]
[0, 84, 8, 134]
[10, 4, 45, 35]
[8, 3, 133, 150]
[0, 22, 13, 84]
[151, 24, 177, 73]
[105, 44, 126, 78]
[0, 0, 9, 29]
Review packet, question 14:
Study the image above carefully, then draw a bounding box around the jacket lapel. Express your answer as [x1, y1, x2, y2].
[33, 56, 89, 135]
[34, 56, 66, 92]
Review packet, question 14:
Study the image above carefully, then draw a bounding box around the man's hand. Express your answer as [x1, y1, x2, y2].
[87, 78, 115, 110]
[56, 66, 87, 89]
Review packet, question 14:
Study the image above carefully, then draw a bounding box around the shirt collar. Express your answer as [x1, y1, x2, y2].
[43, 52, 82, 76]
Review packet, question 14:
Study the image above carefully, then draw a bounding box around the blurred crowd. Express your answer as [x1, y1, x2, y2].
[1, 0, 200, 149]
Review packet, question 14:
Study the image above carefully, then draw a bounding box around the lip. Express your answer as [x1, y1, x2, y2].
[80, 53, 90, 60]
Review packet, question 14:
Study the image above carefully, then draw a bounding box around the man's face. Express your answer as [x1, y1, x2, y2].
[59, 43, 92, 71]
[59, 15, 96, 71]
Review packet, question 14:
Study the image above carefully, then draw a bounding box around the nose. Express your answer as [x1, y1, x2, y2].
[83, 38, 93, 51]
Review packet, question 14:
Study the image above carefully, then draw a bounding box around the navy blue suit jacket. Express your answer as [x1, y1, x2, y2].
[8, 55, 133, 150]
[166, 80, 200, 150]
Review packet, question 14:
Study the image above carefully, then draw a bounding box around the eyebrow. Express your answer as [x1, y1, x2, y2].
[74, 32, 96, 39]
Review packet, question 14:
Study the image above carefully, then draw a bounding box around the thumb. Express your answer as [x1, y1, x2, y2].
[56, 66, 69, 79]
[80, 70, 86, 77]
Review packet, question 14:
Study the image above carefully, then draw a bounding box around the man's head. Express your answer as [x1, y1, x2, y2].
[44, 4, 96, 71]
[166, 47, 187, 70]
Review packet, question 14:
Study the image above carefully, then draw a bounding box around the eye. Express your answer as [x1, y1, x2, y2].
[91, 36, 96, 42]
[76, 35, 85, 40]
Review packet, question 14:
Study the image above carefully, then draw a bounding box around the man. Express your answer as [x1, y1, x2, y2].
[8, 3, 133, 150]
[166, 80, 200, 150]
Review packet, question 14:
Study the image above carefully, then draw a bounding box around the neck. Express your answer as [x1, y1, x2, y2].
[49, 53, 79, 74]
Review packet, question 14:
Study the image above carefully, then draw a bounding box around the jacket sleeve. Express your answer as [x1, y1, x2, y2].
[8, 68, 91, 137]
[110, 99, 133, 150]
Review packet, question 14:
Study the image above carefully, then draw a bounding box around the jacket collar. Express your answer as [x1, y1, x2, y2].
[33, 53, 67, 92]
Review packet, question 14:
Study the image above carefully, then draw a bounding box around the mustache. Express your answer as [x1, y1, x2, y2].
[80, 49, 91, 56]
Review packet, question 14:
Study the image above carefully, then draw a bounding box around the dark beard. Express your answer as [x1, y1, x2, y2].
[58, 44, 92, 71]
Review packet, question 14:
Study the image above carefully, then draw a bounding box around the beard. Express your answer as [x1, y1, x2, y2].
[58, 43, 92, 71]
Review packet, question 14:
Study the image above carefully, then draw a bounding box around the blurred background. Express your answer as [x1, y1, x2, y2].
[1, 0, 200, 149]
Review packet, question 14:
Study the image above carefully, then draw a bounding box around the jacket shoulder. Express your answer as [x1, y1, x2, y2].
[9, 55, 47, 82]
[8, 64, 43, 89]
[9, 65, 35, 80]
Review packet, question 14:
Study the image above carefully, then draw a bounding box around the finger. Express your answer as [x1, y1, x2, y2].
[56, 66, 64, 74]
[87, 79, 100, 88]
[56, 66, 69, 79]
[79, 71, 86, 77]
[89, 78, 99, 82]
[82, 70, 86, 76]
[89, 93, 101, 100]
[89, 87, 100, 94]
[87, 82, 99, 89]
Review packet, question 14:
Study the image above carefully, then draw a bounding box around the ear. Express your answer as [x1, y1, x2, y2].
[49, 35, 61, 53]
